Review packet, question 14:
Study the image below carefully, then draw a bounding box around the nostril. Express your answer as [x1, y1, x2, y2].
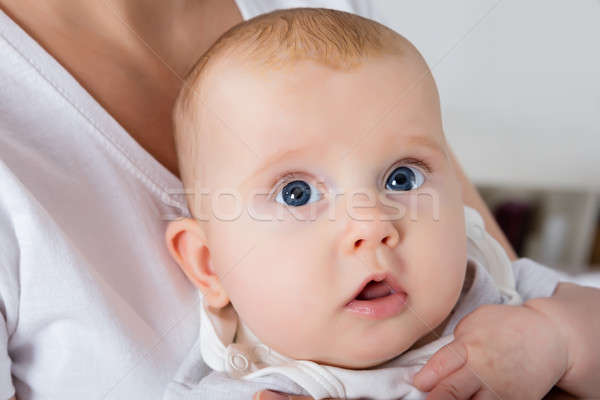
[381, 236, 389, 245]
[354, 239, 363, 248]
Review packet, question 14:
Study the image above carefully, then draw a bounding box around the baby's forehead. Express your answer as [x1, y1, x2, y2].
[193, 54, 445, 186]
[202, 54, 437, 136]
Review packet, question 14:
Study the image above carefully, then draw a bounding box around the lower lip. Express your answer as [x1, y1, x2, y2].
[345, 292, 408, 320]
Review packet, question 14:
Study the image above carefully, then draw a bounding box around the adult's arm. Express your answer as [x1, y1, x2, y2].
[526, 282, 600, 397]
[451, 146, 600, 396]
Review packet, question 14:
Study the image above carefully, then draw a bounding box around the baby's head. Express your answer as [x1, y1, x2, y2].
[166, 8, 467, 369]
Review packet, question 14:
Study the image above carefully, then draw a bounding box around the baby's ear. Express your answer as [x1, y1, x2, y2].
[165, 218, 229, 308]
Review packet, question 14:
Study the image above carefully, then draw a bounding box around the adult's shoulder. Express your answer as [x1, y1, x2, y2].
[233, 0, 374, 20]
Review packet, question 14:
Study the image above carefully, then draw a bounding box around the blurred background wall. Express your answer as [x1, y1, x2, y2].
[371, 0, 600, 273]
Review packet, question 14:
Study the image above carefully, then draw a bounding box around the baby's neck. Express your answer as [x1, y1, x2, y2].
[407, 311, 453, 351]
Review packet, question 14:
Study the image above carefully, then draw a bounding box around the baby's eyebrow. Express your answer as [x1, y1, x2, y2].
[400, 135, 447, 158]
[239, 145, 312, 189]
[240, 134, 445, 188]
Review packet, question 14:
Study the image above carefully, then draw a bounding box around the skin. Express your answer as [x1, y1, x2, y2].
[168, 50, 599, 399]
[0, 0, 243, 177]
[169, 53, 469, 368]
[0, 0, 595, 399]
[0, 0, 515, 262]
[255, 287, 598, 400]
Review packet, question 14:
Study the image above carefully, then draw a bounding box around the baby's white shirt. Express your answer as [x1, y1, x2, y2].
[164, 207, 566, 400]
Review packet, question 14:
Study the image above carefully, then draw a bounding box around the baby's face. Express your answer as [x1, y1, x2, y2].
[193, 53, 467, 368]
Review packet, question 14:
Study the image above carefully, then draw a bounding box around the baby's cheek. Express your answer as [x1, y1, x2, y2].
[207, 219, 255, 272]
[238, 296, 324, 360]
[224, 259, 324, 358]
[408, 223, 466, 325]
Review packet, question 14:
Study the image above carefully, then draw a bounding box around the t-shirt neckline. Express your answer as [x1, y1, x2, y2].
[0, 7, 186, 205]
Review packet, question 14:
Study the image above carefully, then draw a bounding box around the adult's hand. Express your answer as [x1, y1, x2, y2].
[412, 303, 568, 400]
[253, 391, 336, 400]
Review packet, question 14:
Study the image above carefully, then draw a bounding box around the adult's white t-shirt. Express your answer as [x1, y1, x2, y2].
[0, 1, 372, 399]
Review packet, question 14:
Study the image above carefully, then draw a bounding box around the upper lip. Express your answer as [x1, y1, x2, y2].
[344, 272, 405, 305]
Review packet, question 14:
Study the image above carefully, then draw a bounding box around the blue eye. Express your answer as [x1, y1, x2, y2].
[385, 166, 424, 191]
[276, 180, 322, 207]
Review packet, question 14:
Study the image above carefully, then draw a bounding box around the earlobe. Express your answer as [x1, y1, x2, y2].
[165, 218, 230, 308]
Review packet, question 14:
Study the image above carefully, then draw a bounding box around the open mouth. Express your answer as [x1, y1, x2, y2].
[354, 280, 395, 300]
[344, 273, 407, 319]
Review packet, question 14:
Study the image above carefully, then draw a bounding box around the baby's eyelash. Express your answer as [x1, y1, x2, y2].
[267, 157, 433, 197]
[267, 171, 304, 199]
[272, 171, 301, 187]
[393, 158, 432, 174]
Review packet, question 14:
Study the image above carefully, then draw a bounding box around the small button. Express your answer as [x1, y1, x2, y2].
[229, 352, 249, 371]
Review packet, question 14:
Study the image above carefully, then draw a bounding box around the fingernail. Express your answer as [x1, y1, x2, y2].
[255, 391, 288, 400]
[413, 369, 437, 390]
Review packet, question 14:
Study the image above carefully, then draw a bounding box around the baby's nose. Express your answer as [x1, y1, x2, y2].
[343, 218, 400, 254]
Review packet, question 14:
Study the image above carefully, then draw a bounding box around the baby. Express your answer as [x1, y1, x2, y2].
[164, 8, 565, 400]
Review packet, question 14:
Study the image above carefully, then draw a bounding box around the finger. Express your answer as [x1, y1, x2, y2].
[424, 367, 482, 400]
[471, 390, 499, 400]
[253, 391, 292, 400]
[413, 340, 468, 392]
[253, 390, 334, 400]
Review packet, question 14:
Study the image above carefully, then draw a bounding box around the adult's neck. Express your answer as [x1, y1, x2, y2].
[0, 0, 220, 77]
[0, 0, 242, 176]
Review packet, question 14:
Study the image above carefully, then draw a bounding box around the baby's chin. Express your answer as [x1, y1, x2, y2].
[310, 343, 415, 370]
[326, 320, 453, 369]
[306, 329, 425, 370]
